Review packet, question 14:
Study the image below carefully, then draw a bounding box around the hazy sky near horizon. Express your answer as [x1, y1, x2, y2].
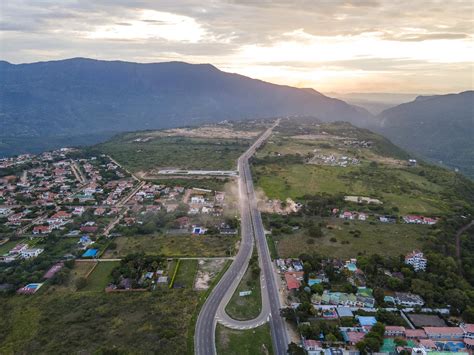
[1, 0, 473, 94]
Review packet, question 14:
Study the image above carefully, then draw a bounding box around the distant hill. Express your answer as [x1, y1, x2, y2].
[0, 58, 373, 156]
[375, 91, 474, 177]
[329, 92, 419, 115]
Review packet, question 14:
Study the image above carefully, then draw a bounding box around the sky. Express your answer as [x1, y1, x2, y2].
[1, 0, 473, 94]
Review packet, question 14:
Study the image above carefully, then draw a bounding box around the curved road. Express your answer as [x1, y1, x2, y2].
[195, 121, 289, 355]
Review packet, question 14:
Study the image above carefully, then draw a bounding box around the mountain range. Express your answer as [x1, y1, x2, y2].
[375, 91, 474, 177]
[0, 58, 472, 177]
[0, 57, 371, 142]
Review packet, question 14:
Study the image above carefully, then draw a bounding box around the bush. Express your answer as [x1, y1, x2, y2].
[75, 277, 88, 290]
[306, 239, 315, 245]
[329, 237, 337, 243]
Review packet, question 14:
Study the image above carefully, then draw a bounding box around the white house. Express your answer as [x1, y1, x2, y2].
[21, 248, 44, 259]
[73, 206, 85, 215]
[191, 196, 205, 204]
[394, 292, 424, 307]
[405, 250, 427, 271]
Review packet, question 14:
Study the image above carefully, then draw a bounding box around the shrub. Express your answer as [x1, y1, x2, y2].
[75, 277, 88, 290]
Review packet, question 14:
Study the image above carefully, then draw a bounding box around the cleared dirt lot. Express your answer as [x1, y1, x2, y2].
[137, 126, 260, 140]
[194, 258, 227, 290]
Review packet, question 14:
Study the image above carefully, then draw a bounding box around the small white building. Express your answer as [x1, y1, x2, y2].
[21, 248, 44, 259]
[405, 250, 427, 271]
[394, 292, 424, 307]
[191, 196, 205, 204]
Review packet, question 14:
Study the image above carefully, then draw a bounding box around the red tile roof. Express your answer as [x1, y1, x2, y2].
[423, 327, 464, 335]
[419, 339, 437, 349]
[385, 326, 406, 332]
[284, 272, 303, 290]
[405, 329, 427, 338]
[347, 331, 366, 344]
[464, 324, 474, 333]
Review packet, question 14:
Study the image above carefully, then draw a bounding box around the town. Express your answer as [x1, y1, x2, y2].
[0, 148, 237, 294]
[275, 251, 474, 354]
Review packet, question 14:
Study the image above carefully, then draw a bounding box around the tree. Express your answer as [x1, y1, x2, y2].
[308, 225, 323, 238]
[394, 337, 407, 347]
[287, 342, 305, 355]
[311, 283, 324, 295]
[298, 323, 313, 338]
[280, 308, 297, 323]
[75, 277, 88, 290]
[371, 322, 385, 338]
[364, 336, 382, 352]
[462, 306, 474, 322]
[445, 289, 469, 312]
[373, 288, 385, 305]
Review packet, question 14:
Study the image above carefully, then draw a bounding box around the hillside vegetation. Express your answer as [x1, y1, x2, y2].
[254, 121, 472, 215]
[375, 91, 474, 177]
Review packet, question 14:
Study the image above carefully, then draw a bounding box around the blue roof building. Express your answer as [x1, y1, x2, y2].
[357, 316, 377, 327]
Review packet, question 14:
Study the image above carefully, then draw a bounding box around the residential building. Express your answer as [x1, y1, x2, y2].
[304, 339, 323, 352]
[385, 326, 406, 337]
[405, 329, 427, 339]
[405, 250, 428, 271]
[394, 292, 424, 307]
[423, 327, 464, 340]
[461, 323, 474, 339]
[33, 225, 52, 235]
[21, 248, 44, 259]
[285, 271, 304, 290]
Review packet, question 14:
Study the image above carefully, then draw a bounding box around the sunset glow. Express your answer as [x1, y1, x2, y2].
[1, 1, 473, 93]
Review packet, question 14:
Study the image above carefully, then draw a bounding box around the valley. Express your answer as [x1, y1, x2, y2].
[1, 119, 473, 355]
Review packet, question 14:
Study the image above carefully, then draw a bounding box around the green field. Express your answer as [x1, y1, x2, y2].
[254, 163, 453, 215]
[0, 290, 198, 354]
[274, 219, 428, 259]
[51, 260, 97, 292]
[97, 134, 251, 172]
[225, 261, 262, 320]
[252, 121, 471, 216]
[103, 234, 236, 258]
[216, 324, 273, 355]
[255, 163, 349, 198]
[174, 259, 198, 288]
[82, 261, 120, 292]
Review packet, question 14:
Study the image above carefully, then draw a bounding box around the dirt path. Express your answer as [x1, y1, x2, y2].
[455, 220, 474, 266]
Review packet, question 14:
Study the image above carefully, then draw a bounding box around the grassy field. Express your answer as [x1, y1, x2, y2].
[103, 234, 236, 258]
[252, 121, 469, 216]
[255, 163, 349, 198]
[0, 289, 199, 354]
[216, 324, 273, 355]
[174, 259, 198, 289]
[254, 163, 450, 215]
[97, 134, 251, 172]
[225, 261, 262, 320]
[49, 260, 97, 292]
[275, 219, 428, 259]
[82, 261, 120, 292]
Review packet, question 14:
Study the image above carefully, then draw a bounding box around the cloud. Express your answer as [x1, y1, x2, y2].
[382, 32, 471, 41]
[0, 0, 473, 93]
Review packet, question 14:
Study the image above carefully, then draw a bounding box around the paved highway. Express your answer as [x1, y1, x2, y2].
[195, 121, 288, 355]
